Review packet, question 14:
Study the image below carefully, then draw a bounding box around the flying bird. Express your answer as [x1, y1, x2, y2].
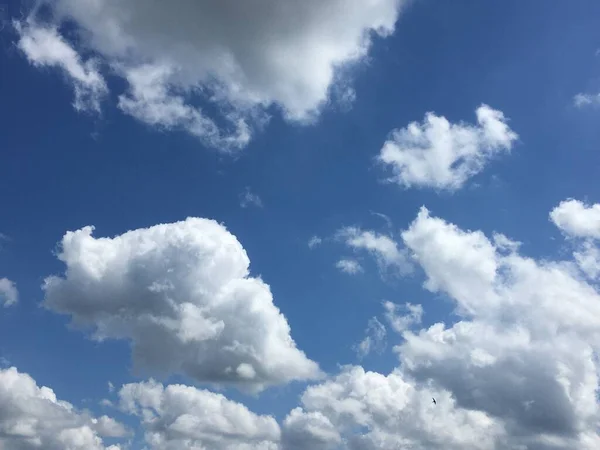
[432, 397, 437, 405]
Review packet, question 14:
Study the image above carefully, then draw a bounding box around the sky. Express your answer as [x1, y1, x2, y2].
[1, 0, 600, 449]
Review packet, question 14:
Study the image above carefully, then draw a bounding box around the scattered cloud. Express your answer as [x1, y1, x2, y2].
[335, 258, 363, 275]
[240, 187, 264, 209]
[0, 366, 126, 450]
[574, 92, 600, 108]
[308, 236, 323, 249]
[42, 218, 321, 393]
[15, 20, 108, 114]
[383, 301, 423, 334]
[550, 199, 600, 280]
[337, 226, 412, 276]
[15, 0, 408, 148]
[0, 278, 18, 307]
[378, 105, 518, 191]
[550, 199, 600, 240]
[353, 317, 386, 359]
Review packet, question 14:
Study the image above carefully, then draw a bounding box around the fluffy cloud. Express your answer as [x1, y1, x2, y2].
[378, 105, 518, 191]
[16, 0, 407, 148]
[550, 199, 600, 240]
[119, 379, 281, 450]
[15, 21, 108, 113]
[0, 367, 125, 450]
[550, 199, 600, 280]
[42, 218, 320, 392]
[276, 205, 600, 449]
[335, 258, 363, 275]
[353, 317, 387, 359]
[296, 365, 504, 450]
[0, 278, 18, 307]
[337, 227, 411, 276]
[396, 206, 600, 449]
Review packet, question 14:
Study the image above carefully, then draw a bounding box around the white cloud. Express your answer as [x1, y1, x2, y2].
[574, 93, 600, 108]
[0, 366, 126, 450]
[378, 105, 518, 191]
[308, 236, 322, 249]
[17, 0, 407, 148]
[337, 227, 412, 276]
[240, 187, 264, 209]
[395, 206, 600, 448]
[335, 258, 363, 275]
[281, 408, 341, 450]
[550, 199, 600, 280]
[383, 301, 422, 334]
[275, 205, 600, 449]
[573, 241, 600, 280]
[119, 379, 281, 450]
[42, 218, 320, 392]
[296, 366, 504, 450]
[0, 278, 18, 307]
[15, 20, 108, 113]
[353, 317, 386, 359]
[117, 64, 252, 150]
[550, 199, 600, 240]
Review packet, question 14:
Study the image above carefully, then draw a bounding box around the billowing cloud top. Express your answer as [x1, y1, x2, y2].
[15, 0, 406, 149]
[0, 367, 126, 450]
[379, 105, 518, 191]
[42, 218, 321, 392]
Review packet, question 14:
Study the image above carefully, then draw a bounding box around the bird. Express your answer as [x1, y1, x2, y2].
[432, 397, 437, 405]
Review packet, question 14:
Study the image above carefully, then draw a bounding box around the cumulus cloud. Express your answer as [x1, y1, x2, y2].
[395, 206, 600, 448]
[550, 199, 600, 240]
[337, 227, 412, 276]
[15, 20, 108, 113]
[16, 0, 407, 148]
[119, 379, 281, 450]
[353, 317, 386, 359]
[271, 205, 600, 449]
[550, 199, 600, 280]
[0, 278, 18, 307]
[335, 258, 363, 275]
[22, 204, 600, 449]
[240, 187, 264, 209]
[42, 218, 320, 392]
[295, 365, 504, 450]
[378, 105, 518, 191]
[0, 367, 126, 450]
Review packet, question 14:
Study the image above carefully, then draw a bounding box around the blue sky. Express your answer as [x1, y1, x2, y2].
[1, 1, 600, 449]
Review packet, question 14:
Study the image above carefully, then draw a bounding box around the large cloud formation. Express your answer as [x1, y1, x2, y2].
[0, 367, 126, 450]
[42, 218, 320, 392]
[15, 0, 406, 149]
[378, 105, 518, 191]
[38, 201, 594, 450]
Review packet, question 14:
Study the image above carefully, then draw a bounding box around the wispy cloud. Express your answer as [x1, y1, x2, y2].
[239, 187, 264, 209]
